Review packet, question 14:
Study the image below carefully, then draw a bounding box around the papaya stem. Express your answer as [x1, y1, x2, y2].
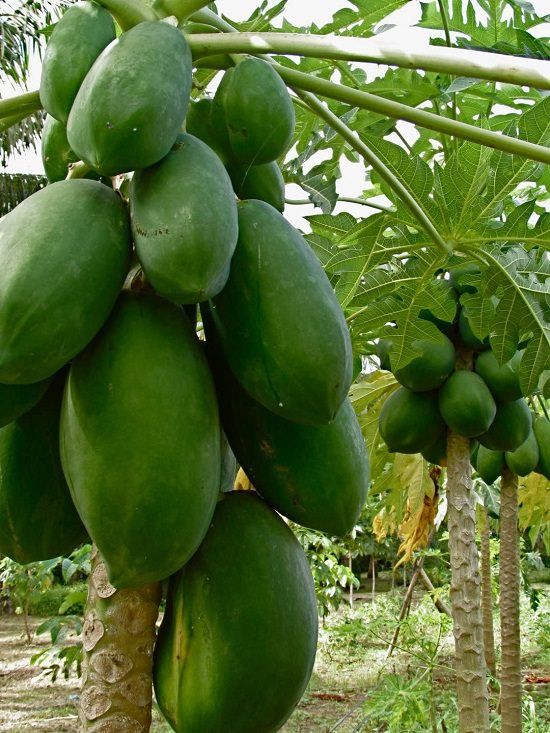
[0, 90, 41, 121]
[185, 31, 550, 91]
[155, 0, 212, 21]
[66, 161, 92, 180]
[95, 0, 157, 30]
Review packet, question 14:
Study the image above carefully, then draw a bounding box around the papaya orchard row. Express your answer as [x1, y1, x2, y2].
[0, 4, 370, 732]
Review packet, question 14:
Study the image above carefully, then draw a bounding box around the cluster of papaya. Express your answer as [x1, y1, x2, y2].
[376, 261, 549, 484]
[0, 4, 370, 731]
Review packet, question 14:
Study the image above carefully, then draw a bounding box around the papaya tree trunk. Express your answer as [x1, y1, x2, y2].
[447, 428, 490, 733]
[79, 546, 162, 733]
[479, 504, 496, 676]
[499, 469, 522, 733]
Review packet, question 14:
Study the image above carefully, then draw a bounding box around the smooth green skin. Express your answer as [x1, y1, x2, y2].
[458, 308, 489, 351]
[448, 263, 481, 294]
[476, 445, 505, 485]
[130, 134, 238, 304]
[379, 387, 445, 455]
[185, 99, 232, 164]
[377, 338, 393, 371]
[211, 200, 352, 426]
[154, 492, 318, 733]
[40, 1, 115, 124]
[222, 58, 295, 165]
[421, 430, 447, 466]
[60, 292, 221, 589]
[0, 180, 131, 384]
[392, 335, 456, 392]
[226, 160, 285, 212]
[477, 398, 531, 452]
[533, 416, 550, 479]
[203, 311, 369, 535]
[505, 428, 539, 476]
[475, 349, 524, 402]
[219, 430, 237, 493]
[0, 379, 50, 428]
[68, 22, 192, 176]
[41, 115, 78, 182]
[418, 279, 458, 334]
[0, 374, 87, 564]
[439, 371, 496, 438]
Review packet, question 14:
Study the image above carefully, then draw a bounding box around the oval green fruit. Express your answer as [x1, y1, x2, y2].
[379, 387, 445, 454]
[130, 134, 238, 304]
[421, 430, 447, 466]
[505, 428, 539, 476]
[226, 160, 285, 212]
[458, 309, 489, 351]
[448, 262, 481, 294]
[533, 416, 550, 479]
[0, 179, 131, 384]
[0, 374, 87, 564]
[60, 292, 221, 588]
[68, 22, 192, 176]
[185, 98, 232, 164]
[203, 310, 369, 535]
[477, 398, 531, 452]
[154, 491, 318, 733]
[475, 349, 524, 402]
[393, 335, 455, 392]
[377, 338, 393, 371]
[0, 380, 50, 428]
[439, 371, 496, 438]
[41, 115, 78, 182]
[476, 445, 504, 485]
[40, 1, 115, 123]
[221, 58, 295, 164]
[210, 200, 352, 426]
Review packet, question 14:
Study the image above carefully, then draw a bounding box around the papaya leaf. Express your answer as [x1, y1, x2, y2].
[519, 472, 550, 551]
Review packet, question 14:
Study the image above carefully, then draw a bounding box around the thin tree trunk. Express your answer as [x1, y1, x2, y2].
[479, 504, 496, 676]
[371, 557, 376, 602]
[447, 427, 490, 733]
[348, 555, 354, 608]
[419, 568, 451, 617]
[499, 469, 522, 733]
[386, 561, 423, 658]
[79, 546, 162, 733]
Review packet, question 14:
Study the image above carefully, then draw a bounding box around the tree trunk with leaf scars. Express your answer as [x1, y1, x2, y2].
[78, 547, 161, 732]
[479, 504, 496, 677]
[446, 351, 490, 733]
[499, 469, 522, 733]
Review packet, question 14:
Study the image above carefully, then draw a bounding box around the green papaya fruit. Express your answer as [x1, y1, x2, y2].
[0, 380, 50, 428]
[448, 262, 481, 294]
[421, 429, 447, 466]
[0, 374, 87, 564]
[40, 1, 116, 123]
[210, 200, 352, 426]
[439, 371, 496, 438]
[476, 445, 504, 485]
[60, 292, 221, 588]
[220, 431, 237, 493]
[458, 308, 489, 351]
[533, 416, 550, 479]
[203, 309, 369, 535]
[130, 133, 238, 304]
[475, 349, 524, 402]
[392, 335, 455, 392]
[185, 98, 231, 164]
[505, 428, 539, 476]
[220, 58, 295, 164]
[0, 179, 131, 384]
[477, 398, 531, 452]
[376, 338, 393, 371]
[418, 279, 458, 333]
[470, 440, 480, 468]
[379, 387, 445, 454]
[226, 160, 285, 212]
[68, 22, 192, 176]
[154, 491, 318, 733]
[41, 115, 78, 182]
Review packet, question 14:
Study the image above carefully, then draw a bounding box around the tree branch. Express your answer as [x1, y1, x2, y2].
[186, 32, 550, 91]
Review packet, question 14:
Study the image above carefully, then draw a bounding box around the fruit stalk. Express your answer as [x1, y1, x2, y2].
[446, 351, 490, 733]
[79, 547, 161, 732]
[499, 469, 523, 733]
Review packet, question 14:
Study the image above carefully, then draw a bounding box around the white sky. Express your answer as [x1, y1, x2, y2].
[2, 0, 549, 226]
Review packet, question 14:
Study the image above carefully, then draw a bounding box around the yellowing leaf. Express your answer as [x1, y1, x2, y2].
[234, 467, 253, 491]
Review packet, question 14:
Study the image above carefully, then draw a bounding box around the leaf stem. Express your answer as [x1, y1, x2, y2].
[0, 90, 41, 121]
[285, 196, 394, 212]
[537, 395, 549, 420]
[155, 0, 220, 22]
[185, 31, 550, 91]
[297, 91, 451, 254]
[95, 0, 157, 29]
[0, 110, 36, 134]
